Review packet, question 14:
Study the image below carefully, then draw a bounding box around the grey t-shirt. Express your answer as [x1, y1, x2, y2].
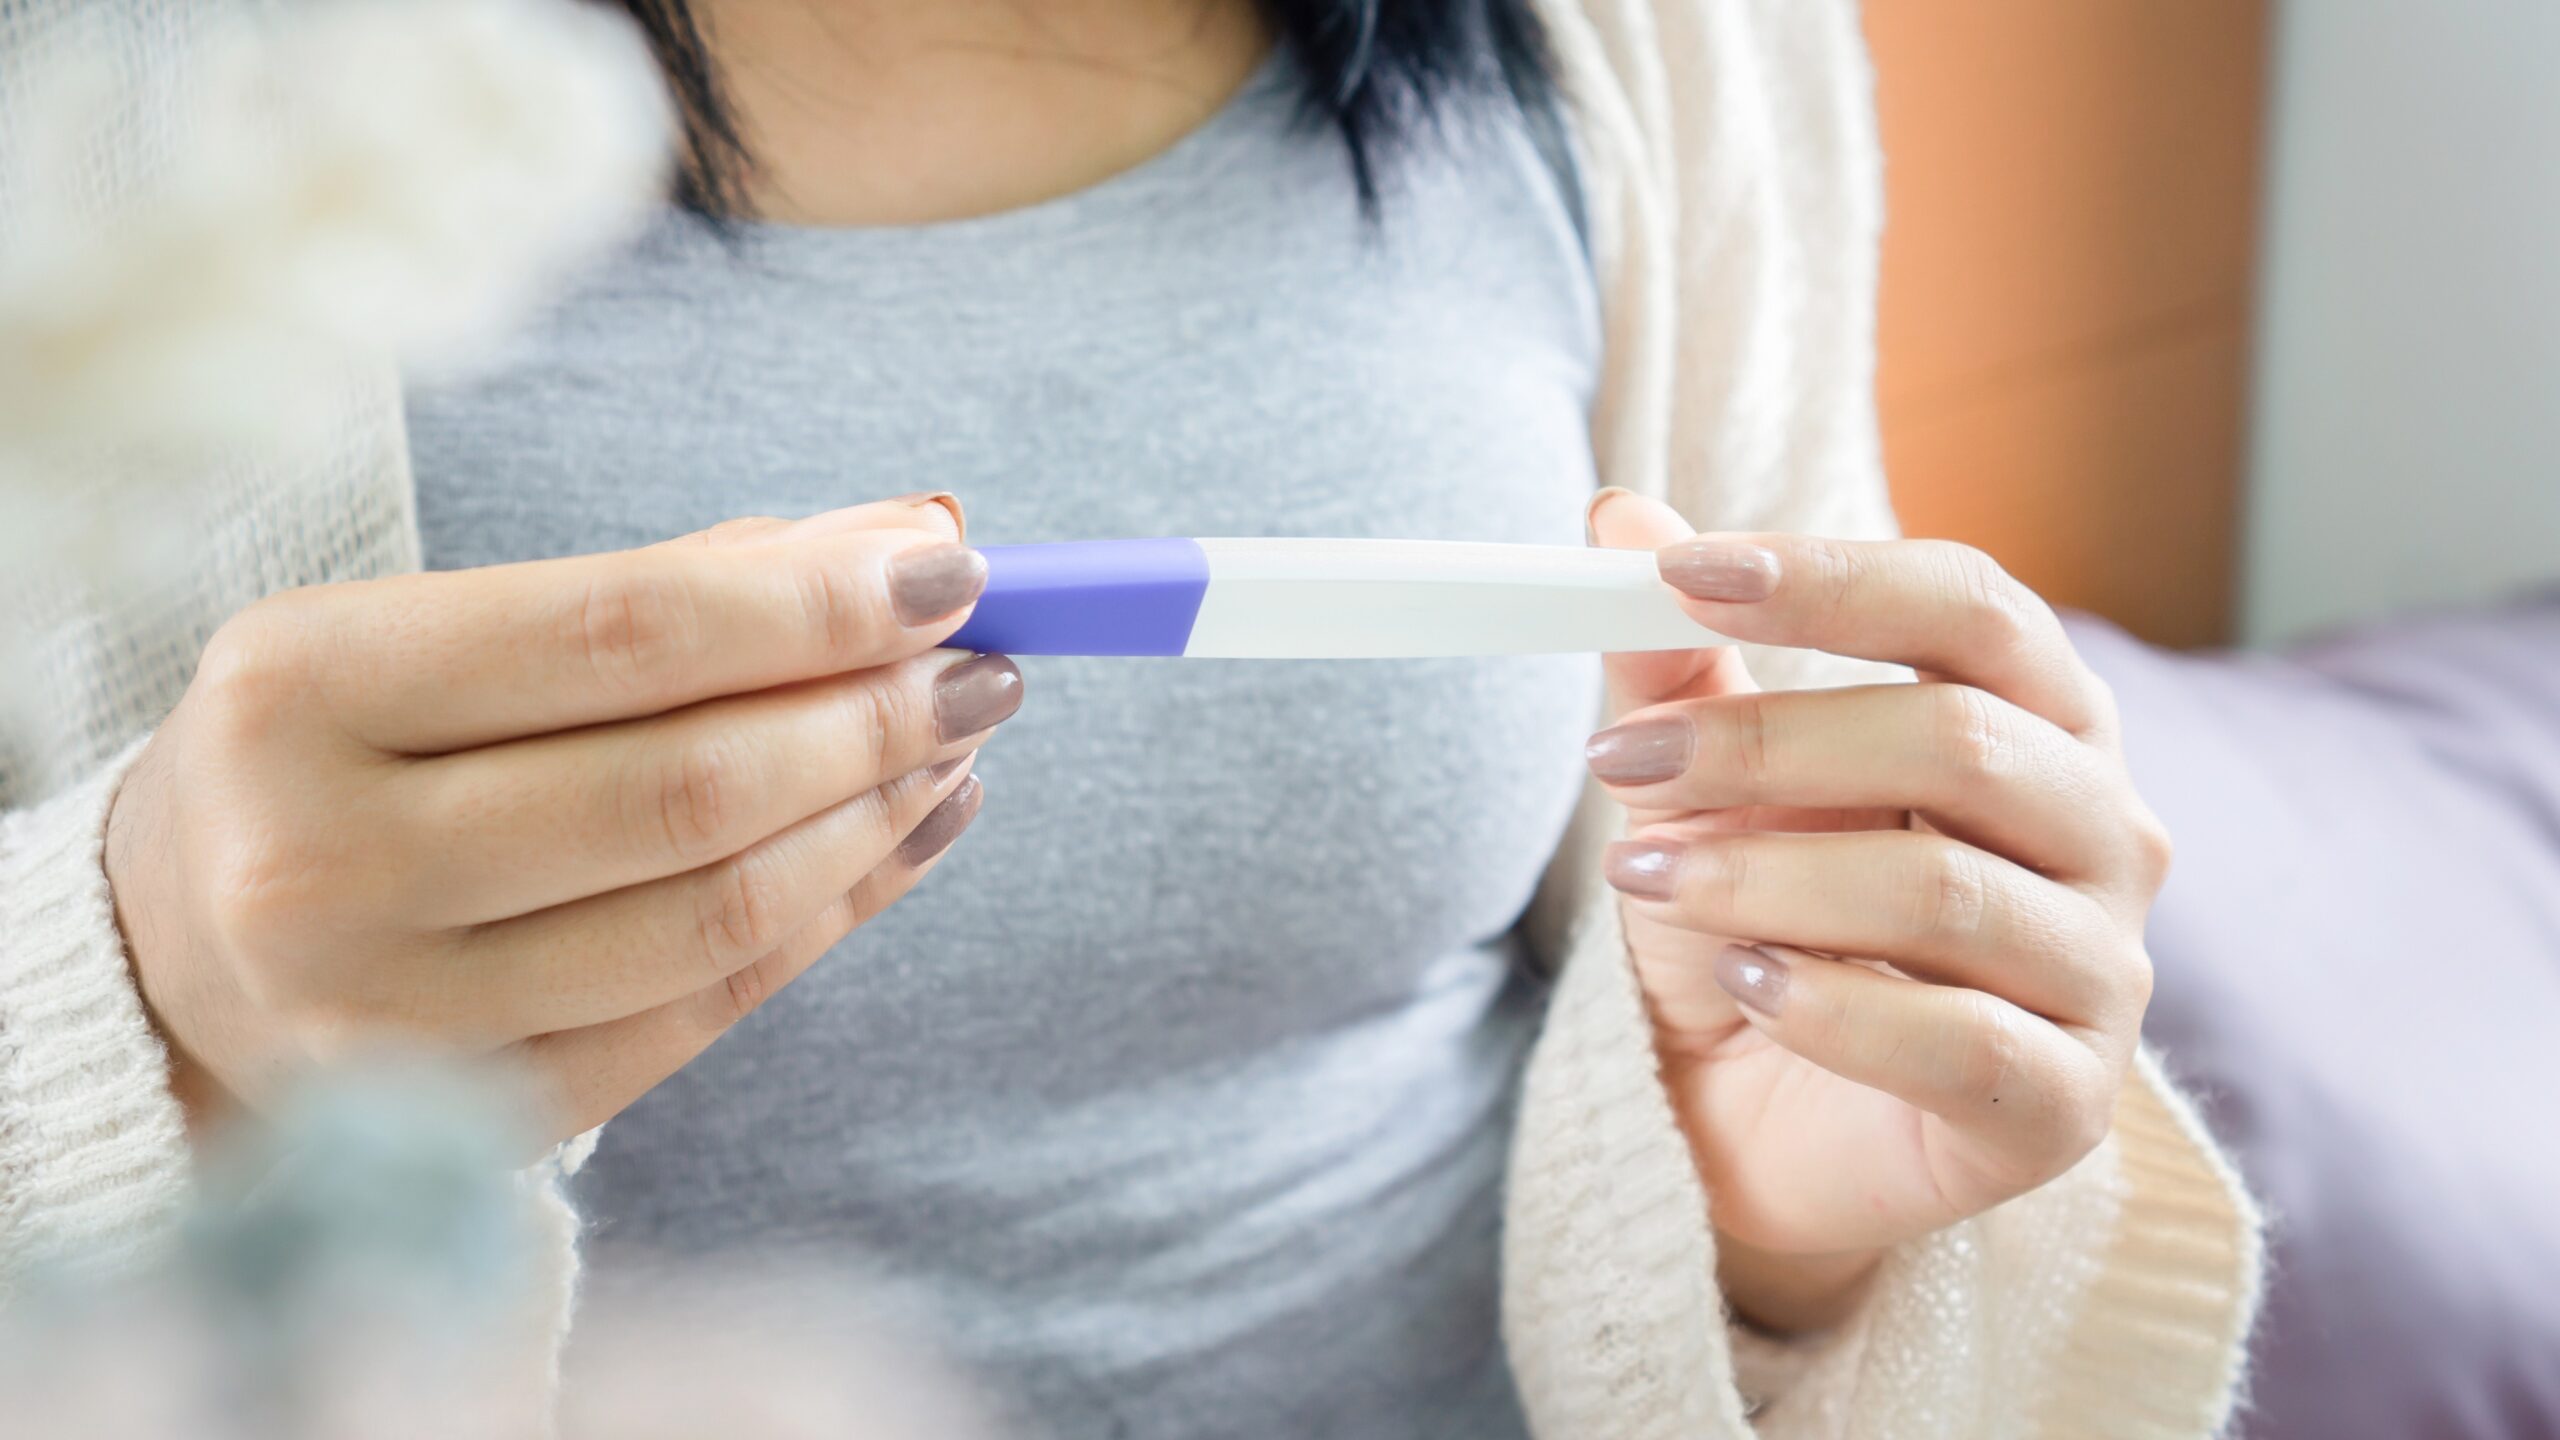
[408, 55, 1600, 1440]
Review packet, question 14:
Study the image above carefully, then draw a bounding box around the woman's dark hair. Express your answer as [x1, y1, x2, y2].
[604, 1, 1555, 220]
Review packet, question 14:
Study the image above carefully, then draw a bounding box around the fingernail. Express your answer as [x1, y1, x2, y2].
[1659, 539, 1781, 603]
[1715, 944, 1790, 1017]
[933, 653, 1023, 741]
[1584, 486, 1635, 545]
[1586, 715, 1694, 785]
[898, 775, 983, 866]
[889, 491, 966, 539]
[889, 543, 987, 626]
[928, 756, 968, 782]
[1603, 838, 1684, 901]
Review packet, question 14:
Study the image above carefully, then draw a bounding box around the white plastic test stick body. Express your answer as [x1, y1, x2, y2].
[1185, 539, 1727, 657]
[942, 537, 1735, 658]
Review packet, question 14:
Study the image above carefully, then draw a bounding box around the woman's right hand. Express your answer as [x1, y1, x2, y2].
[104, 496, 1018, 1149]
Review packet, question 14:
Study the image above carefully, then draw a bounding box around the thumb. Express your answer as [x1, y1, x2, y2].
[1589, 487, 1756, 714]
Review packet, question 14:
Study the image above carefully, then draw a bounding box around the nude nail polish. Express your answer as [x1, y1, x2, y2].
[898, 776, 983, 866]
[1603, 838, 1683, 901]
[889, 543, 987, 626]
[1658, 539, 1781, 603]
[1586, 715, 1694, 785]
[933, 653, 1023, 742]
[928, 757, 968, 783]
[1716, 944, 1789, 1017]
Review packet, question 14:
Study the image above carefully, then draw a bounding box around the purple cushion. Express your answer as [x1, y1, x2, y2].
[2067, 599, 2560, 1439]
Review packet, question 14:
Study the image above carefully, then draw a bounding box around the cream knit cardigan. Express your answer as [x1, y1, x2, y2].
[0, 1, 2263, 1434]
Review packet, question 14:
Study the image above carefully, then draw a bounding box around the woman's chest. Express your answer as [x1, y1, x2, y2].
[406, 97, 1604, 1086]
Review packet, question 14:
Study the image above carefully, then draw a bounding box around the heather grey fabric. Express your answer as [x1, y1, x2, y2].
[2075, 598, 2560, 1440]
[406, 55, 1597, 1440]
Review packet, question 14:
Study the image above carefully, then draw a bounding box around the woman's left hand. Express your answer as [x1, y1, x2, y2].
[1583, 491, 2170, 1334]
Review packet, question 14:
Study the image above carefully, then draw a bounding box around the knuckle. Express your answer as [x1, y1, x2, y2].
[276, 1003, 369, 1064]
[2051, 1056, 2120, 1164]
[1932, 686, 2012, 786]
[1912, 842, 1991, 945]
[2081, 671, 2126, 735]
[2127, 805, 2176, 889]
[1802, 537, 1868, 624]
[1949, 993, 2032, 1109]
[796, 559, 888, 665]
[202, 827, 324, 964]
[235, 948, 350, 1029]
[841, 665, 933, 778]
[721, 958, 774, 1025]
[1699, 838, 1754, 924]
[1722, 697, 1779, 793]
[574, 569, 698, 700]
[2060, 1107, 2114, 1169]
[1930, 541, 2044, 655]
[695, 849, 790, 973]
[2121, 945, 2158, 1020]
[642, 734, 749, 865]
[192, 600, 312, 737]
[1808, 966, 1872, 1057]
[814, 889, 867, 949]
[276, 985, 399, 1048]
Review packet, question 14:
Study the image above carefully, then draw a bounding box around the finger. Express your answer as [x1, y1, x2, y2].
[661, 493, 966, 550]
[396, 650, 1022, 923]
[299, 509, 986, 753]
[510, 774, 982, 1142]
[440, 768, 984, 1043]
[1653, 534, 2110, 737]
[1588, 488, 1756, 713]
[1604, 826, 2133, 1025]
[1586, 683, 2129, 878]
[1710, 942, 2116, 1182]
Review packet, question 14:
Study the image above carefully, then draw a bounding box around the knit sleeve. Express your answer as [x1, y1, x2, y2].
[1727, 1048, 2263, 1439]
[0, 737, 598, 1375]
[1512, 0, 2262, 1431]
[1501, 897, 2263, 1440]
[0, 737, 194, 1280]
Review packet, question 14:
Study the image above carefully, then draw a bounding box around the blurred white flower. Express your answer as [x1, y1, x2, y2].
[0, 1064, 554, 1440]
[0, 0, 674, 564]
[0, 1063, 1002, 1440]
[562, 1266, 1004, 1440]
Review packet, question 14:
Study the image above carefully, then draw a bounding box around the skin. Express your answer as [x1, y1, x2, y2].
[110, 5, 1269, 1150]
[108, 499, 1017, 1150]
[704, 0, 1273, 226]
[1590, 491, 2167, 1331]
[109, 0, 2169, 1346]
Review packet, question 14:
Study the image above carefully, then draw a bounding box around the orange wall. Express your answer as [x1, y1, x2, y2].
[1865, 2, 2269, 648]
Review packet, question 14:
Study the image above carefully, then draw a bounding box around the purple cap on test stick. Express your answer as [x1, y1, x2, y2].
[945, 538, 1211, 656]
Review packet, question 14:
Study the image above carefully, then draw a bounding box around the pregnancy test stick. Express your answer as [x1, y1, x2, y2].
[943, 538, 1731, 658]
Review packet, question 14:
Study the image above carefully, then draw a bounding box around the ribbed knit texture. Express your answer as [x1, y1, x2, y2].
[0, 737, 191, 1275]
[1516, 5, 2261, 1434]
[2, 1, 2263, 1434]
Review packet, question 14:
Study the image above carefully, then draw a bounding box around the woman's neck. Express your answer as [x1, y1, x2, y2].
[698, 0, 1274, 227]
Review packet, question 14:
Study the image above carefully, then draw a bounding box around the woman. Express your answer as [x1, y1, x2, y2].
[1, 1, 2261, 1435]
